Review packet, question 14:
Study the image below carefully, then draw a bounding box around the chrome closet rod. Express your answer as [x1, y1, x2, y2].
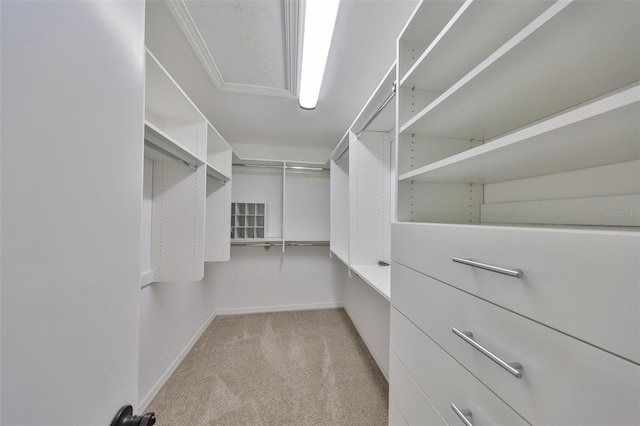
[206, 173, 227, 185]
[233, 163, 328, 172]
[231, 241, 329, 247]
[334, 146, 349, 163]
[144, 140, 198, 171]
[356, 82, 396, 138]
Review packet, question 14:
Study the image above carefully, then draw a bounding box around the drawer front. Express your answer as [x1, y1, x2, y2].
[389, 353, 446, 426]
[391, 222, 640, 363]
[392, 263, 640, 425]
[391, 308, 529, 426]
[389, 394, 409, 426]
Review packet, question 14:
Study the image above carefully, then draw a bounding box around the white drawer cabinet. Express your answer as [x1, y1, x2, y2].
[392, 222, 640, 364]
[391, 308, 529, 426]
[389, 352, 446, 426]
[392, 262, 640, 425]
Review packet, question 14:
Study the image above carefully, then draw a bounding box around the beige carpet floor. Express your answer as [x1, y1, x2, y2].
[146, 308, 388, 425]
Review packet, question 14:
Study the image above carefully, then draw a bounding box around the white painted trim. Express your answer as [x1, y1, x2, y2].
[138, 310, 218, 411]
[166, 0, 297, 99]
[216, 301, 343, 316]
[343, 304, 389, 381]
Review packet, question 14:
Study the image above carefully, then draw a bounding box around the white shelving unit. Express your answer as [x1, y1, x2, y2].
[391, 1, 640, 424]
[231, 202, 266, 240]
[205, 123, 233, 262]
[141, 49, 233, 284]
[330, 64, 396, 300]
[396, 0, 640, 227]
[330, 147, 350, 266]
[231, 163, 330, 249]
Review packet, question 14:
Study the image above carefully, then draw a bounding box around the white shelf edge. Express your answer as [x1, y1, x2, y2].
[206, 164, 231, 183]
[398, 0, 472, 87]
[146, 48, 208, 123]
[399, 84, 640, 183]
[207, 122, 232, 152]
[144, 120, 205, 166]
[399, 1, 571, 135]
[350, 264, 391, 301]
[330, 249, 350, 267]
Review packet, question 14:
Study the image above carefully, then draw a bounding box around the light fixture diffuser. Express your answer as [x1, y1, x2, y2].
[298, 0, 340, 110]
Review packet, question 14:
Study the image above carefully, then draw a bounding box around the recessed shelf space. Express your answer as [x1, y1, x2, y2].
[141, 48, 233, 281]
[399, 1, 640, 139]
[397, 0, 464, 79]
[396, 0, 640, 230]
[145, 49, 207, 162]
[399, 0, 554, 91]
[400, 86, 640, 183]
[231, 202, 266, 240]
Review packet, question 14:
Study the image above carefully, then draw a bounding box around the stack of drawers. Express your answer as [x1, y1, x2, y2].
[389, 223, 640, 425]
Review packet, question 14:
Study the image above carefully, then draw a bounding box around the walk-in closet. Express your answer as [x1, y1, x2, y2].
[2, 0, 638, 425]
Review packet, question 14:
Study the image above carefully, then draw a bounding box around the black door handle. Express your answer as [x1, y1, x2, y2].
[111, 405, 156, 426]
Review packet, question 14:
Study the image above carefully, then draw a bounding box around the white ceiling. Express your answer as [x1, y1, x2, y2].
[145, 0, 419, 164]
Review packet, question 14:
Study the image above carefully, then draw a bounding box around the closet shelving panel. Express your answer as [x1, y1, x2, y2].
[142, 49, 232, 283]
[330, 64, 396, 299]
[330, 143, 350, 266]
[205, 123, 232, 262]
[396, 0, 640, 228]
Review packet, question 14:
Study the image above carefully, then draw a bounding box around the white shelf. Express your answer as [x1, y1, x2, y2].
[400, 85, 640, 183]
[205, 164, 230, 184]
[400, 1, 640, 141]
[142, 48, 233, 276]
[397, 0, 464, 79]
[207, 122, 232, 178]
[350, 264, 391, 301]
[145, 49, 205, 124]
[144, 121, 204, 167]
[400, 1, 554, 91]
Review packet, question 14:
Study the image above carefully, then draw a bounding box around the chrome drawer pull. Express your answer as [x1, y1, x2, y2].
[451, 403, 473, 426]
[452, 257, 523, 278]
[452, 327, 523, 378]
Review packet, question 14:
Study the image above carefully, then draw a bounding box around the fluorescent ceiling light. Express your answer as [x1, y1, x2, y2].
[298, 0, 340, 110]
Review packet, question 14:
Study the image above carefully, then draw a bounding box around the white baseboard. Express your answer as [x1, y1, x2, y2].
[216, 301, 343, 316]
[138, 309, 217, 411]
[344, 304, 389, 381]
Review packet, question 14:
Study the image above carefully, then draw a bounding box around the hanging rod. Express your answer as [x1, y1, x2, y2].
[144, 140, 198, 171]
[335, 146, 349, 163]
[206, 172, 227, 185]
[233, 163, 328, 172]
[231, 241, 329, 247]
[356, 82, 396, 138]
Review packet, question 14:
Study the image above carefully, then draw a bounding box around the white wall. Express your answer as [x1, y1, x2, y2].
[343, 270, 391, 380]
[212, 246, 344, 314]
[138, 279, 217, 409]
[1, 1, 145, 424]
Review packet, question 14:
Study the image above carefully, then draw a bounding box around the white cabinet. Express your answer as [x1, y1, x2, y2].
[390, 1, 640, 424]
[141, 49, 232, 284]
